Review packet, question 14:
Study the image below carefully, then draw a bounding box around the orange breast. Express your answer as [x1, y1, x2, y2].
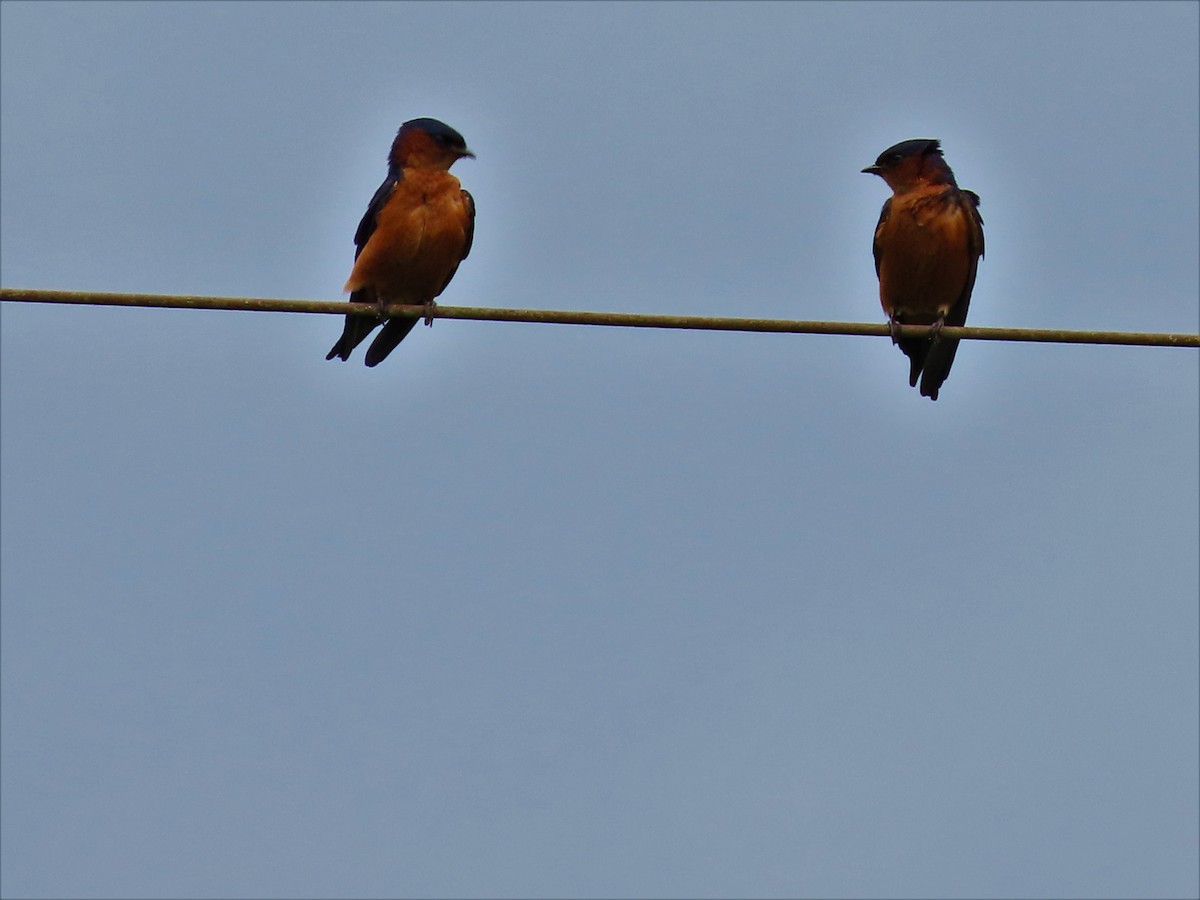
[877, 192, 972, 322]
[344, 170, 471, 302]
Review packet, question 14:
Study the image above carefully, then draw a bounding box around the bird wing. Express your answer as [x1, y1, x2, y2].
[435, 189, 475, 297]
[325, 174, 401, 361]
[353, 174, 400, 258]
[945, 189, 984, 328]
[871, 197, 892, 278]
[918, 188, 985, 399]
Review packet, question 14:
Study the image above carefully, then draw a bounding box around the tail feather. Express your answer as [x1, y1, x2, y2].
[326, 316, 381, 361]
[897, 337, 930, 389]
[326, 290, 382, 362]
[918, 336, 961, 401]
[894, 335, 960, 402]
[364, 317, 420, 367]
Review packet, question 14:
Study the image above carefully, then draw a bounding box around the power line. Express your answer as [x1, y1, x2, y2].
[1, 288, 1197, 348]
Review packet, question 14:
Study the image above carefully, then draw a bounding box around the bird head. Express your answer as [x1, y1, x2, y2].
[862, 139, 956, 191]
[389, 118, 476, 172]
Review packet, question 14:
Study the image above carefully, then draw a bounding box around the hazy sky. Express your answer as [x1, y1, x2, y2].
[2, 2, 1197, 898]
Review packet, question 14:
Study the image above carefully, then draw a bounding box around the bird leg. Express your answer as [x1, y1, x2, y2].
[423, 299, 438, 327]
[888, 315, 902, 344]
[928, 314, 946, 342]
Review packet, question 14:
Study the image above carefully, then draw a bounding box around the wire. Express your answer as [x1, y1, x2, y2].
[1, 288, 1197, 348]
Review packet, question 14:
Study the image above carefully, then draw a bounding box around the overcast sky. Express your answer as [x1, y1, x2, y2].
[2, 2, 1197, 898]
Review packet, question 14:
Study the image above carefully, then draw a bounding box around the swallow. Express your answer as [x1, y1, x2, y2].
[863, 139, 984, 400]
[327, 117, 476, 367]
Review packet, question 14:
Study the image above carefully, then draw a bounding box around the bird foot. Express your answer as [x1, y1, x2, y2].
[888, 317, 902, 344]
[423, 300, 438, 327]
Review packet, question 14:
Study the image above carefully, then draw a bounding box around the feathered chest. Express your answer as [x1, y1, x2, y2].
[373, 171, 469, 250]
[874, 188, 976, 318]
[345, 169, 472, 299]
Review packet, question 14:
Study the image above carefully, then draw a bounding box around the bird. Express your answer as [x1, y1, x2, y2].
[862, 139, 984, 400]
[326, 117, 476, 367]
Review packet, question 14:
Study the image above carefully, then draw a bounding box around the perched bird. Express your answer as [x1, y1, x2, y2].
[327, 117, 476, 367]
[863, 139, 984, 400]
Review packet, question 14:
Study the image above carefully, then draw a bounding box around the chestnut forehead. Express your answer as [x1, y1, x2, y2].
[401, 118, 466, 145]
[390, 126, 462, 162]
[396, 129, 441, 151]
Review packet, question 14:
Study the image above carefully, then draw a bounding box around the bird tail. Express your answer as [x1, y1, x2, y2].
[326, 291, 382, 362]
[918, 336, 961, 401]
[897, 337, 930, 390]
[364, 316, 420, 367]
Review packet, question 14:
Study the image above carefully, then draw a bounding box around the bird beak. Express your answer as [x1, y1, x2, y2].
[460, 148, 476, 160]
[861, 164, 882, 175]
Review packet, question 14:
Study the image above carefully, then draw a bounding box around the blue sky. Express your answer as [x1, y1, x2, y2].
[2, 2, 1197, 898]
